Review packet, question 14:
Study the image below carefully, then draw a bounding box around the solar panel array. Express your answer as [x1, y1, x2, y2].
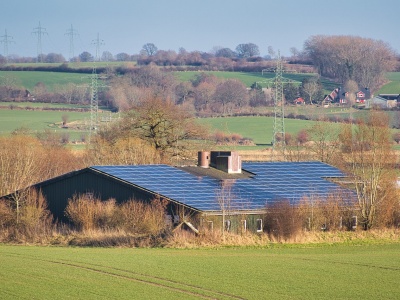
[92, 162, 352, 212]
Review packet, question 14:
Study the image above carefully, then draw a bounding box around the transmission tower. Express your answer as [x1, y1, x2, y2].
[65, 24, 78, 61]
[261, 51, 300, 161]
[88, 33, 106, 142]
[272, 52, 285, 153]
[0, 29, 14, 61]
[32, 22, 47, 62]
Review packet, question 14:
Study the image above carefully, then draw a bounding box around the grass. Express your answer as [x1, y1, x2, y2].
[174, 70, 317, 87]
[0, 101, 91, 109]
[0, 109, 91, 139]
[0, 243, 399, 299]
[0, 71, 91, 92]
[200, 116, 332, 145]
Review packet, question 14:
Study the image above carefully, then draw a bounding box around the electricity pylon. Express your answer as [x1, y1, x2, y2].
[0, 29, 14, 61]
[272, 52, 285, 152]
[88, 33, 106, 142]
[262, 51, 300, 161]
[65, 24, 78, 61]
[32, 22, 47, 62]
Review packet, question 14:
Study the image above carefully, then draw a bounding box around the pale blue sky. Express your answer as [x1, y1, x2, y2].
[1, 0, 399, 59]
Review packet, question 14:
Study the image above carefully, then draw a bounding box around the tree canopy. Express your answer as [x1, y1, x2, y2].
[304, 35, 397, 92]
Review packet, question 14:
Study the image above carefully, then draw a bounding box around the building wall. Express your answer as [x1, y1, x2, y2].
[200, 213, 265, 234]
[36, 169, 153, 221]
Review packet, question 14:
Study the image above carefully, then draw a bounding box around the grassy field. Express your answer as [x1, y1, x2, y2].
[175, 71, 317, 88]
[0, 243, 399, 299]
[0, 109, 91, 140]
[0, 71, 92, 92]
[199, 116, 320, 146]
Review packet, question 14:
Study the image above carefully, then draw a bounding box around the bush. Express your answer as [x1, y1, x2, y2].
[392, 132, 400, 144]
[65, 195, 118, 231]
[264, 201, 303, 240]
[0, 189, 53, 242]
[119, 198, 169, 235]
[296, 129, 309, 145]
[298, 193, 357, 231]
[0, 199, 13, 228]
[65, 195, 169, 235]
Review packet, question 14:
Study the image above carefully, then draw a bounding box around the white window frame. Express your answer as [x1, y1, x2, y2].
[241, 219, 247, 232]
[256, 218, 263, 232]
[225, 220, 231, 232]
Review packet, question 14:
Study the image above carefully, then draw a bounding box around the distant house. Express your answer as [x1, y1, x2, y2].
[323, 87, 348, 104]
[356, 88, 371, 104]
[324, 87, 371, 105]
[294, 97, 305, 105]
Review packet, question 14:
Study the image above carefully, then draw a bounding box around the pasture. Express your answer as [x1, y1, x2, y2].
[175, 71, 317, 88]
[0, 243, 399, 299]
[0, 109, 91, 140]
[0, 71, 91, 92]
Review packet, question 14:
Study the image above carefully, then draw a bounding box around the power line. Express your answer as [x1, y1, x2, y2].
[0, 29, 14, 61]
[32, 22, 48, 63]
[64, 24, 78, 61]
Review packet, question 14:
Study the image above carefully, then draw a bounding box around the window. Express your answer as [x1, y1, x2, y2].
[352, 216, 357, 230]
[256, 219, 263, 232]
[225, 220, 231, 232]
[173, 215, 180, 224]
[85, 192, 94, 199]
[241, 220, 247, 233]
[207, 221, 213, 232]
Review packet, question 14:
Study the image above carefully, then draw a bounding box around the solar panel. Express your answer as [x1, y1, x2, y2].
[91, 161, 352, 212]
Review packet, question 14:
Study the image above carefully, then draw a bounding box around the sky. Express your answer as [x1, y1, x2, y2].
[1, 0, 399, 60]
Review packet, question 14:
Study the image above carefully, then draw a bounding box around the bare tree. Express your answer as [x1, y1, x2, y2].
[267, 46, 276, 59]
[216, 181, 236, 239]
[141, 43, 158, 56]
[338, 111, 397, 229]
[300, 77, 323, 105]
[307, 118, 340, 164]
[98, 96, 209, 161]
[304, 35, 396, 92]
[213, 79, 248, 114]
[344, 80, 359, 106]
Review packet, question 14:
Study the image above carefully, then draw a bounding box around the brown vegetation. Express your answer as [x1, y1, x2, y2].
[65, 194, 169, 235]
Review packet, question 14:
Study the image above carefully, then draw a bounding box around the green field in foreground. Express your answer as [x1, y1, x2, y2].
[1, 243, 399, 299]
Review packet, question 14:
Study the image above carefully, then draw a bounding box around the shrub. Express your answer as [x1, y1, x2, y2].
[298, 193, 357, 231]
[119, 198, 169, 235]
[296, 129, 309, 145]
[392, 132, 400, 144]
[264, 201, 303, 240]
[0, 189, 53, 242]
[18, 189, 53, 240]
[65, 195, 169, 235]
[0, 199, 13, 228]
[65, 195, 118, 231]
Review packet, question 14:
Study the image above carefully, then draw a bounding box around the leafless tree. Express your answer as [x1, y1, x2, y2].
[304, 35, 396, 92]
[141, 43, 158, 56]
[300, 78, 322, 105]
[213, 79, 248, 114]
[338, 111, 397, 229]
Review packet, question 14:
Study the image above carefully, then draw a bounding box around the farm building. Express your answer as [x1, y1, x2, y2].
[3, 151, 355, 233]
[366, 95, 398, 109]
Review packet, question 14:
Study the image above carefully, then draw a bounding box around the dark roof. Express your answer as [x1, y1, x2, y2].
[92, 161, 352, 212]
